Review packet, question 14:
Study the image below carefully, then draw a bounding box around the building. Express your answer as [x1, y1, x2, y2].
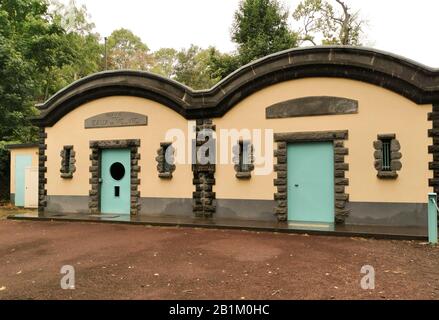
[13, 46, 439, 231]
[7, 143, 39, 208]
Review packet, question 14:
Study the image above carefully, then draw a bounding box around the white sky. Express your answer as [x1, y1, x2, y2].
[65, 0, 439, 67]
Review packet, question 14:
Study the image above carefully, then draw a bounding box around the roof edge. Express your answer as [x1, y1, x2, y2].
[34, 46, 439, 126]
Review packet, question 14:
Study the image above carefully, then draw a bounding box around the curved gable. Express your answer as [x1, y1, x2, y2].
[34, 46, 439, 126]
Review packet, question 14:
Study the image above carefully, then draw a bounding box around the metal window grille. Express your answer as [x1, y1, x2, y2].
[64, 147, 72, 173]
[239, 141, 250, 172]
[381, 140, 391, 171]
[162, 144, 172, 173]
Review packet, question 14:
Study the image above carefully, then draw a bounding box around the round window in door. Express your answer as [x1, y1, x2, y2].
[110, 162, 125, 181]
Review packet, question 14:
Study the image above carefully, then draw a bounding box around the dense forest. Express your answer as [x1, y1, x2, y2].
[0, 0, 365, 199]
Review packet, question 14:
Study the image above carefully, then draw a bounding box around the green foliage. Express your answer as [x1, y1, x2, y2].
[293, 0, 365, 46]
[206, 48, 241, 81]
[174, 45, 220, 90]
[150, 48, 178, 79]
[232, 0, 299, 65]
[107, 28, 153, 70]
[0, 0, 103, 200]
[0, 0, 73, 142]
[51, 0, 103, 85]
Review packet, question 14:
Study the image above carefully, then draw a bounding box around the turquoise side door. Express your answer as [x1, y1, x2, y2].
[15, 155, 32, 207]
[287, 142, 334, 223]
[100, 149, 131, 214]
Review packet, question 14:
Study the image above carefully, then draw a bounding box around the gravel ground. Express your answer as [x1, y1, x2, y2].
[0, 219, 438, 300]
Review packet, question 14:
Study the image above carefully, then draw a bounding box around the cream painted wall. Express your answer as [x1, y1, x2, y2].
[44, 78, 432, 205]
[10, 147, 39, 193]
[214, 77, 433, 203]
[45, 96, 193, 199]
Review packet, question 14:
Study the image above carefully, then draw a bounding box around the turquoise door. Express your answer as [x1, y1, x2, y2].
[100, 149, 131, 214]
[287, 142, 334, 223]
[15, 155, 32, 207]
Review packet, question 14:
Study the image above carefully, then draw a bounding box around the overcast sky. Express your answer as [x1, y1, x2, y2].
[65, 0, 439, 67]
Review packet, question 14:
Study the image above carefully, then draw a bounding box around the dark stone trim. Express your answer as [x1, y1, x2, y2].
[429, 104, 439, 193]
[274, 130, 348, 143]
[38, 128, 47, 213]
[373, 134, 402, 179]
[5, 143, 39, 150]
[155, 142, 176, 179]
[233, 140, 255, 179]
[89, 139, 141, 215]
[273, 130, 349, 224]
[60, 145, 76, 179]
[84, 112, 148, 129]
[266, 96, 358, 119]
[192, 119, 216, 217]
[33, 46, 439, 126]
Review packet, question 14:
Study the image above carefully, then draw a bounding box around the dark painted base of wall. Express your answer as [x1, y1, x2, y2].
[46, 196, 276, 221]
[46, 195, 89, 214]
[45, 196, 429, 228]
[10, 193, 15, 205]
[216, 199, 277, 221]
[346, 202, 428, 227]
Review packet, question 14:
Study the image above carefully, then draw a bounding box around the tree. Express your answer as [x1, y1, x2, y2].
[174, 45, 220, 90]
[106, 28, 153, 70]
[206, 0, 298, 82]
[0, 0, 76, 140]
[206, 48, 241, 81]
[150, 48, 178, 79]
[50, 0, 103, 84]
[0, 0, 78, 200]
[293, 0, 366, 46]
[232, 0, 299, 65]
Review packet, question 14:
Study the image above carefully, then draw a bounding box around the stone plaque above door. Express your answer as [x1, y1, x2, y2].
[85, 112, 148, 129]
[266, 96, 358, 119]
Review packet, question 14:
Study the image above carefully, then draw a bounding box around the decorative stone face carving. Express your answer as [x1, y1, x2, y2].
[156, 142, 176, 179]
[60, 145, 76, 179]
[373, 134, 402, 179]
[233, 140, 255, 179]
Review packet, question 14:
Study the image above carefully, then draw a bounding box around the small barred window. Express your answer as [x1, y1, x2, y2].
[156, 142, 176, 179]
[233, 140, 254, 179]
[373, 134, 402, 179]
[60, 145, 76, 179]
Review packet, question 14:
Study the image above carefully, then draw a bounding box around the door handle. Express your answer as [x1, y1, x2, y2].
[294, 184, 299, 187]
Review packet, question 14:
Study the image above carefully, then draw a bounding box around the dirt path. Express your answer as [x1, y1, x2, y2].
[0, 220, 438, 300]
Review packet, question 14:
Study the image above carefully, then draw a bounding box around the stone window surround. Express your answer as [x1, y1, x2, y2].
[156, 142, 176, 179]
[373, 134, 402, 179]
[89, 139, 141, 215]
[233, 140, 255, 179]
[60, 145, 76, 179]
[273, 130, 349, 224]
